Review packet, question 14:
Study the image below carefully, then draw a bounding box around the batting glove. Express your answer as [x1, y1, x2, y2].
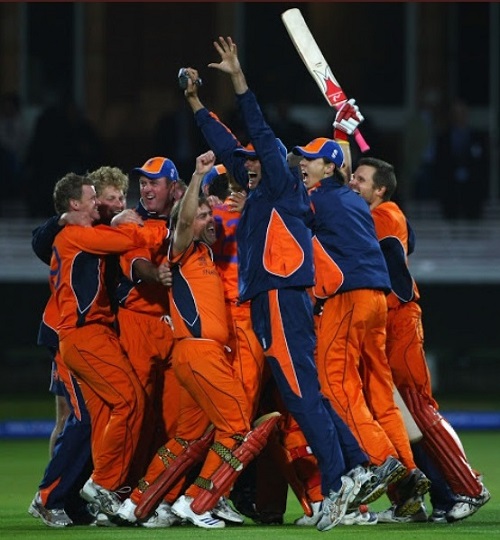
[333, 98, 365, 136]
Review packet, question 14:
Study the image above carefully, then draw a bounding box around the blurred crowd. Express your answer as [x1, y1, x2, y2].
[0, 88, 489, 222]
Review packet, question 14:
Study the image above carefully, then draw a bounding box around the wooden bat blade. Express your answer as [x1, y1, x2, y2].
[282, 8, 370, 153]
[281, 8, 347, 107]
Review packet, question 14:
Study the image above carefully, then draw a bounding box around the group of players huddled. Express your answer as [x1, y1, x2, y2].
[28, 36, 490, 531]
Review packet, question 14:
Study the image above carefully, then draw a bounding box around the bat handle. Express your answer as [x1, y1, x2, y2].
[354, 129, 370, 153]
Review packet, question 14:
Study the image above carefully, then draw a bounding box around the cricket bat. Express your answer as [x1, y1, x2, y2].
[394, 387, 423, 443]
[281, 8, 370, 153]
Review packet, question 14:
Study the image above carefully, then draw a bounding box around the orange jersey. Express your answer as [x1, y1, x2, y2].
[119, 240, 170, 317]
[51, 222, 167, 338]
[212, 202, 240, 302]
[371, 201, 420, 309]
[168, 240, 228, 344]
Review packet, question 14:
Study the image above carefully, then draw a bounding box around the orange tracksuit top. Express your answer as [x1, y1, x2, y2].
[371, 201, 420, 309]
[168, 240, 229, 344]
[51, 222, 167, 339]
[118, 240, 171, 317]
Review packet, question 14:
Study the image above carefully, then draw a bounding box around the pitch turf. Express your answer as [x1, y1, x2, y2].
[0, 431, 498, 539]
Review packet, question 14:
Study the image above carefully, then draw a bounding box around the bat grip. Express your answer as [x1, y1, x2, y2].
[354, 129, 370, 153]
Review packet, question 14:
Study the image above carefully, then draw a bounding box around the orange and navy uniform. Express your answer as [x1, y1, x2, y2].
[169, 239, 250, 500]
[373, 202, 485, 501]
[129, 239, 251, 505]
[169, 240, 228, 343]
[31, 216, 92, 512]
[36, 281, 92, 512]
[115, 210, 178, 484]
[371, 201, 435, 408]
[212, 202, 265, 420]
[32, 216, 91, 420]
[194, 90, 360, 497]
[309, 179, 416, 468]
[52, 221, 167, 491]
[53, 221, 166, 337]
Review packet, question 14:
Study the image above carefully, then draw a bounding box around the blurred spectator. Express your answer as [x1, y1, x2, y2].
[23, 96, 103, 218]
[402, 87, 441, 203]
[0, 92, 29, 201]
[434, 98, 487, 221]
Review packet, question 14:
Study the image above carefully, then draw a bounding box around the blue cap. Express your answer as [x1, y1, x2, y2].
[202, 164, 227, 190]
[292, 138, 344, 167]
[131, 157, 179, 181]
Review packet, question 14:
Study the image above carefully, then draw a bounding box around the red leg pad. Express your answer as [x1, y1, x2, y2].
[401, 387, 481, 497]
[191, 413, 281, 514]
[135, 427, 215, 519]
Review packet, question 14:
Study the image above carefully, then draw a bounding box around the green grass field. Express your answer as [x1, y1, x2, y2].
[0, 430, 498, 540]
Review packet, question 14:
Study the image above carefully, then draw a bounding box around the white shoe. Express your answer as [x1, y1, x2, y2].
[28, 492, 73, 528]
[294, 501, 322, 526]
[172, 495, 225, 529]
[212, 497, 244, 524]
[361, 457, 407, 505]
[317, 476, 357, 532]
[347, 465, 378, 507]
[141, 501, 182, 528]
[117, 498, 138, 524]
[80, 478, 122, 516]
[447, 486, 491, 522]
[341, 509, 378, 525]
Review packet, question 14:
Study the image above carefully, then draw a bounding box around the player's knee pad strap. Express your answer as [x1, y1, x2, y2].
[157, 437, 188, 468]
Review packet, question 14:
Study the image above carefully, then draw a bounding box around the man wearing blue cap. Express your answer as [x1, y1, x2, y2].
[293, 135, 430, 514]
[180, 37, 373, 531]
[110, 155, 186, 515]
[129, 156, 183, 220]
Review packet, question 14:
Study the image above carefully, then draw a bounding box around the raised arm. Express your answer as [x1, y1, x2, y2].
[182, 65, 247, 186]
[208, 36, 294, 198]
[208, 37, 248, 95]
[172, 150, 216, 256]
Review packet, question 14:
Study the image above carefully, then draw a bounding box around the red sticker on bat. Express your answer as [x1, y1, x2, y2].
[313, 68, 347, 106]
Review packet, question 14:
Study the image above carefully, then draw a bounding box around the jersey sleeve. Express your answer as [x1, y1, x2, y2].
[195, 108, 248, 188]
[373, 205, 415, 303]
[64, 222, 167, 256]
[236, 90, 291, 199]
